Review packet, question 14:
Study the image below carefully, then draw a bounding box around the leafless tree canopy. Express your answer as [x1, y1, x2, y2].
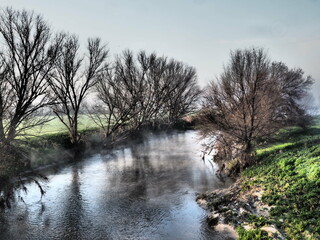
[0, 8, 63, 145]
[0, 7, 200, 149]
[198, 48, 313, 171]
[91, 50, 200, 141]
[164, 59, 200, 122]
[48, 34, 108, 145]
[270, 62, 314, 126]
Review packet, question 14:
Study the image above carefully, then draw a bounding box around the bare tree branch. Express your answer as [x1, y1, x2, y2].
[0, 8, 63, 145]
[48, 34, 108, 145]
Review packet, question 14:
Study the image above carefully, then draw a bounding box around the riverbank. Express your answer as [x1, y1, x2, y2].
[197, 119, 320, 240]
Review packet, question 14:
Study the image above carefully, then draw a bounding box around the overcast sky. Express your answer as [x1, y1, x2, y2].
[1, 0, 320, 101]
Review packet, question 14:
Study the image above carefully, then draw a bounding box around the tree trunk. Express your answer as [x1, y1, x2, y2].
[0, 117, 5, 145]
[0, 97, 5, 144]
[70, 113, 80, 147]
[241, 140, 255, 169]
[6, 122, 17, 146]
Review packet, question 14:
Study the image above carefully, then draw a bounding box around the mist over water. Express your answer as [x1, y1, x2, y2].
[0, 130, 232, 240]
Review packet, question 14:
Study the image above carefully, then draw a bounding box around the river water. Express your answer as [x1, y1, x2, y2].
[0, 130, 232, 240]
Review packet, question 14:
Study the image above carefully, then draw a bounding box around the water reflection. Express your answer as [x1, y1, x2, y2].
[0, 130, 232, 240]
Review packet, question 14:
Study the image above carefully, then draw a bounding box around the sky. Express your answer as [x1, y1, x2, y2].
[1, 0, 320, 102]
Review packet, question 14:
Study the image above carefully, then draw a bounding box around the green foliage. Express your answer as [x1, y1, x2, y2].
[247, 215, 272, 228]
[241, 118, 320, 239]
[255, 142, 294, 156]
[237, 227, 272, 240]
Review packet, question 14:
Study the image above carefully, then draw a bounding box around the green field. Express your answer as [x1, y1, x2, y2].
[23, 115, 100, 137]
[239, 118, 320, 239]
[12, 115, 100, 168]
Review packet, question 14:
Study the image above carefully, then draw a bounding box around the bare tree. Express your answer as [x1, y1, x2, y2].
[91, 50, 200, 141]
[92, 55, 139, 140]
[91, 50, 162, 140]
[164, 59, 200, 123]
[198, 47, 313, 172]
[138, 51, 169, 127]
[0, 8, 63, 146]
[48, 35, 108, 145]
[270, 62, 314, 127]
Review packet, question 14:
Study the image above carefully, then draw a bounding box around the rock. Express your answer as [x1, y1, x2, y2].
[239, 207, 247, 215]
[222, 209, 239, 225]
[255, 204, 271, 217]
[196, 198, 208, 209]
[261, 225, 284, 239]
[243, 225, 253, 231]
[207, 213, 220, 227]
[225, 209, 234, 217]
[243, 203, 254, 213]
[195, 193, 206, 201]
[210, 195, 229, 209]
[252, 190, 264, 200]
[214, 224, 238, 239]
[219, 206, 230, 212]
[197, 179, 277, 239]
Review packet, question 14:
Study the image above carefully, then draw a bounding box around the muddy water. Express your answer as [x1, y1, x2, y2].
[0, 130, 232, 240]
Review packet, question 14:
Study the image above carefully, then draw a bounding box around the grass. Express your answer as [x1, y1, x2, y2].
[255, 142, 295, 156]
[237, 226, 273, 240]
[239, 117, 320, 239]
[23, 115, 99, 136]
[14, 115, 100, 168]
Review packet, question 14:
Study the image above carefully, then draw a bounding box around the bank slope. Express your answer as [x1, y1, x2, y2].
[198, 119, 320, 240]
[240, 122, 320, 239]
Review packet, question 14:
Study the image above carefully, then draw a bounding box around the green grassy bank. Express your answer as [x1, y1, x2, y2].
[12, 115, 100, 168]
[238, 118, 320, 239]
[22, 115, 99, 136]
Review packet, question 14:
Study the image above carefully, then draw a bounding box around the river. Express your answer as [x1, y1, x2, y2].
[0, 130, 232, 240]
